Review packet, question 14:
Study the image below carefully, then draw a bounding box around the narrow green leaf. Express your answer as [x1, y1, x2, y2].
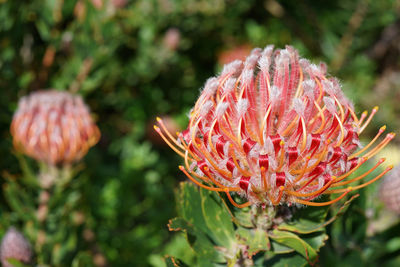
[176, 182, 209, 234]
[270, 240, 295, 254]
[278, 194, 359, 234]
[200, 188, 235, 248]
[270, 230, 317, 262]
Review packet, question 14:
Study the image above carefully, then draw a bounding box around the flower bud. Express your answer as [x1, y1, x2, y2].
[11, 90, 100, 165]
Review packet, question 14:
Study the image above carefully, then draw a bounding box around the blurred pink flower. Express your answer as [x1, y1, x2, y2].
[11, 90, 100, 165]
[0, 227, 32, 267]
[380, 166, 400, 214]
[218, 44, 252, 65]
[163, 28, 181, 51]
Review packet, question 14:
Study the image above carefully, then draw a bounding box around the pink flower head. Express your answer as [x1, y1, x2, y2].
[155, 45, 394, 207]
[11, 90, 100, 165]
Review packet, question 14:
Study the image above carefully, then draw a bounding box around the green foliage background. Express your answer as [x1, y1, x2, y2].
[0, 0, 399, 266]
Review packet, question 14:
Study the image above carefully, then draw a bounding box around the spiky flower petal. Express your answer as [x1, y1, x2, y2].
[156, 45, 394, 207]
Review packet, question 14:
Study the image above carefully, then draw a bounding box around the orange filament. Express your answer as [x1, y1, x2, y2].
[178, 135, 200, 161]
[156, 117, 185, 150]
[249, 188, 264, 202]
[359, 106, 378, 134]
[286, 176, 337, 198]
[260, 105, 272, 145]
[300, 117, 307, 151]
[179, 166, 230, 192]
[292, 157, 311, 182]
[184, 148, 195, 174]
[238, 79, 247, 100]
[271, 186, 285, 205]
[190, 120, 232, 178]
[294, 188, 351, 206]
[333, 157, 368, 184]
[276, 141, 286, 171]
[261, 167, 268, 190]
[333, 96, 345, 123]
[293, 67, 304, 99]
[326, 165, 393, 194]
[229, 145, 253, 177]
[292, 144, 329, 175]
[189, 169, 212, 183]
[196, 144, 232, 178]
[332, 158, 385, 187]
[208, 119, 221, 157]
[348, 107, 359, 124]
[363, 132, 396, 159]
[358, 110, 368, 126]
[237, 117, 244, 150]
[233, 73, 243, 99]
[203, 166, 232, 185]
[183, 149, 212, 185]
[244, 122, 259, 143]
[225, 190, 251, 208]
[154, 126, 187, 159]
[334, 114, 345, 147]
[349, 125, 386, 159]
[220, 116, 241, 146]
[281, 115, 299, 136]
[314, 78, 324, 104]
[311, 101, 326, 134]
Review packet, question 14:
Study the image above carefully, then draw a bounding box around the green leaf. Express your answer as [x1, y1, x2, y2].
[71, 251, 95, 267]
[278, 194, 359, 234]
[168, 217, 191, 232]
[263, 252, 308, 267]
[233, 208, 254, 228]
[270, 230, 318, 262]
[3, 182, 35, 221]
[165, 256, 188, 267]
[176, 182, 209, 234]
[302, 232, 329, 254]
[6, 258, 31, 267]
[270, 240, 295, 254]
[236, 227, 271, 257]
[14, 153, 39, 188]
[168, 218, 225, 263]
[200, 188, 235, 248]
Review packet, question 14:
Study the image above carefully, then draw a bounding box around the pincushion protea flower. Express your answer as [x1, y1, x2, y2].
[11, 90, 100, 165]
[155, 45, 394, 207]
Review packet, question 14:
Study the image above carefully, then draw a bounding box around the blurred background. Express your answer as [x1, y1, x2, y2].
[1, 0, 400, 266]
